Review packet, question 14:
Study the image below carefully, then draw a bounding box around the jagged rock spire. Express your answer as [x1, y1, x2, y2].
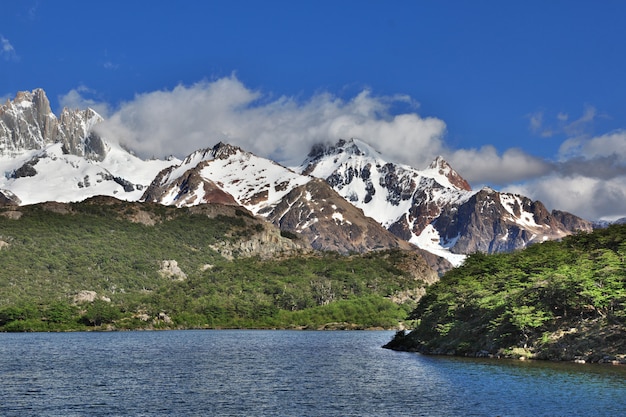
[0, 88, 106, 160]
[428, 155, 472, 191]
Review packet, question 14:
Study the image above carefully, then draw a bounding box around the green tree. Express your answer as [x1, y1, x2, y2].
[45, 301, 78, 324]
[507, 305, 551, 348]
[81, 300, 121, 326]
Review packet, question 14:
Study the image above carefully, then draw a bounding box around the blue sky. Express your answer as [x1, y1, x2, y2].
[2, 1, 626, 220]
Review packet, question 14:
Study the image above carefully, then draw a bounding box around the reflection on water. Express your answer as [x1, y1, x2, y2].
[0, 330, 624, 416]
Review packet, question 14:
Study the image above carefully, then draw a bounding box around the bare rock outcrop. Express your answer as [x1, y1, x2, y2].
[0, 89, 107, 160]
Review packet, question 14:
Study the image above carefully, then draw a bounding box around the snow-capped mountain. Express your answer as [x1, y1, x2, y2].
[0, 89, 178, 204]
[142, 142, 419, 256]
[299, 138, 593, 265]
[142, 143, 312, 211]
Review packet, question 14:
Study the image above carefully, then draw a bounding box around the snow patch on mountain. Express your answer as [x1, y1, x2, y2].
[499, 193, 542, 228]
[0, 142, 177, 205]
[413, 224, 466, 267]
[200, 153, 310, 214]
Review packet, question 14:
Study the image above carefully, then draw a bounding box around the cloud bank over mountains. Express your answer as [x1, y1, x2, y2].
[59, 76, 626, 221]
[91, 76, 449, 168]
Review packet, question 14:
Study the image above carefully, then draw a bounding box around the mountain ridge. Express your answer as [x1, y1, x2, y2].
[0, 89, 594, 268]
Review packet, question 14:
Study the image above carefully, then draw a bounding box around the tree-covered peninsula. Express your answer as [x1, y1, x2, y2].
[385, 224, 626, 364]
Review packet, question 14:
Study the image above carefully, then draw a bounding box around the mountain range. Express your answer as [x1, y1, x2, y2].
[0, 89, 594, 270]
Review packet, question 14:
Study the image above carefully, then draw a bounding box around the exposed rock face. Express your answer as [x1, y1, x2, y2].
[159, 260, 187, 280]
[74, 290, 99, 303]
[0, 89, 56, 151]
[0, 89, 107, 160]
[73, 290, 110, 303]
[141, 143, 282, 207]
[210, 222, 310, 260]
[552, 209, 596, 231]
[300, 138, 475, 244]
[434, 188, 593, 254]
[141, 162, 238, 206]
[142, 156, 239, 207]
[0, 190, 21, 206]
[58, 108, 107, 160]
[427, 156, 472, 192]
[261, 178, 416, 254]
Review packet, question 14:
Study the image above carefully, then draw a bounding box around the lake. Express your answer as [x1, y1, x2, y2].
[1, 330, 624, 416]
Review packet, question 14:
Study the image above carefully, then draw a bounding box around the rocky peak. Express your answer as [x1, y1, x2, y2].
[0, 88, 107, 160]
[552, 209, 595, 231]
[303, 138, 379, 168]
[306, 142, 332, 160]
[142, 161, 240, 207]
[427, 156, 472, 191]
[0, 89, 57, 152]
[338, 138, 367, 156]
[143, 141, 313, 214]
[211, 141, 244, 160]
[306, 138, 351, 158]
[13, 89, 51, 111]
[178, 147, 213, 167]
[58, 107, 107, 161]
[10, 90, 54, 128]
[299, 138, 592, 263]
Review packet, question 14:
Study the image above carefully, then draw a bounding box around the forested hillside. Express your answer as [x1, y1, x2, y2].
[385, 225, 626, 364]
[0, 198, 435, 331]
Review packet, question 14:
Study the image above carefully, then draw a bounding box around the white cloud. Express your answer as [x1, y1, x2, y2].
[499, 129, 626, 220]
[559, 129, 626, 160]
[528, 111, 544, 134]
[447, 146, 551, 185]
[96, 76, 448, 166]
[0, 35, 18, 61]
[103, 61, 119, 70]
[58, 86, 111, 117]
[505, 174, 626, 221]
[528, 106, 598, 140]
[526, 110, 555, 137]
[563, 105, 597, 137]
[557, 112, 569, 122]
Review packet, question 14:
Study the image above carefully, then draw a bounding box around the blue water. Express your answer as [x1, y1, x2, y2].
[0, 330, 624, 416]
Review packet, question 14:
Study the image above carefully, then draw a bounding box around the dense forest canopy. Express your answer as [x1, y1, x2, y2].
[385, 225, 626, 363]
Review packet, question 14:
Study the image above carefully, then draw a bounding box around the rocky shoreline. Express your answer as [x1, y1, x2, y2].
[383, 329, 626, 365]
